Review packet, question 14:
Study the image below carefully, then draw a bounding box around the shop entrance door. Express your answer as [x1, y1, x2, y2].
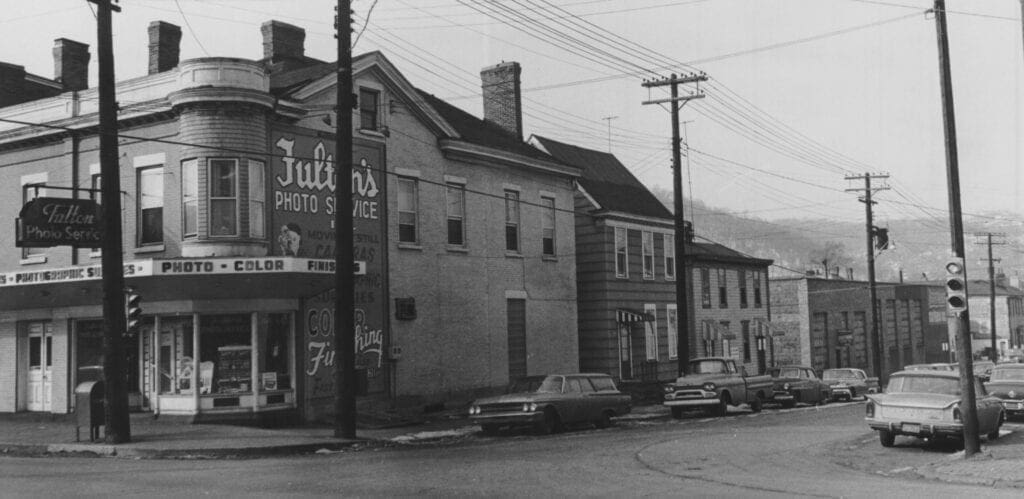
[27, 322, 53, 412]
[619, 323, 633, 380]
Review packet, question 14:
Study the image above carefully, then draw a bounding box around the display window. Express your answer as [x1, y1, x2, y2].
[77, 319, 140, 392]
[260, 313, 291, 390]
[148, 316, 195, 395]
[200, 314, 253, 394]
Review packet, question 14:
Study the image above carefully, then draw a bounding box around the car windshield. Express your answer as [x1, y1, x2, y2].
[691, 360, 728, 374]
[774, 367, 802, 378]
[991, 369, 1024, 381]
[823, 369, 862, 380]
[509, 376, 563, 394]
[886, 375, 960, 395]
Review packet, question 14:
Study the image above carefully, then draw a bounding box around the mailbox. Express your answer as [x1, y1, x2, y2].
[75, 381, 105, 442]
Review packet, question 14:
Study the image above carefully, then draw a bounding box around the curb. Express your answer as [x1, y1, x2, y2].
[0, 439, 378, 459]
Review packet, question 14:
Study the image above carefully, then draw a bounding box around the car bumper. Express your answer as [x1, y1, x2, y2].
[830, 388, 853, 399]
[663, 398, 721, 408]
[470, 412, 545, 426]
[772, 392, 795, 402]
[999, 399, 1024, 415]
[867, 419, 963, 438]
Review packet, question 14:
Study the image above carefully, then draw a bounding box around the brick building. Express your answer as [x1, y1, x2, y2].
[531, 136, 774, 384]
[0, 21, 580, 419]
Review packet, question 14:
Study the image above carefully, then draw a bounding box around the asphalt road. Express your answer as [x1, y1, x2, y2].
[3, 402, 1022, 497]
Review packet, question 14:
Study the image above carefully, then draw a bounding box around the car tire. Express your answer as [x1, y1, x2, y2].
[988, 412, 1005, 441]
[749, 397, 763, 413]
[712, 398, 728, 417]
[670, 407, 684, 419]
[481, 424, 500, 436]
[879, 430, 895, 448]
[595, 410, 613, 429]
[536, 408, 561, 435]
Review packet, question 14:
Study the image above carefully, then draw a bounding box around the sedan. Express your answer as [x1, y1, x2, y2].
[984, 364, 1024, 419]
[767, 366, 831, 408]
[468, 374, 632, 435]
[822, 368, 880, 401]
[866, 370, 1004, 447]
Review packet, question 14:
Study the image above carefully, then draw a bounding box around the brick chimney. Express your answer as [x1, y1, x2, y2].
[261, 20, 305, 61]
[52, 38, 90, 92]
[480, 61, 523, 141]
[148, 21, 182, 75]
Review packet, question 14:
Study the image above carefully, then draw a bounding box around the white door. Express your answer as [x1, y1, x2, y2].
[27, 322, 53, 412]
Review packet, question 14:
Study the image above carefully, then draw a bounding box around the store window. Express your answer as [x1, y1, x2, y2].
[138, 166, 164, 245]
[397, 177, 418, 243]
[541, 196, 555, 256]
[76, 320, 105, 383]
[446, 183, 465, 246]
[200, 314, 253, 394]
[260, 313, 291, 390]
[209, 159, 238, 236]
[615, 227, 628, 278]
[505, 190, 520, 252]
[182, 159, 198, 237]
[154, 316, 195, 395]
[248, 160, 266, 239]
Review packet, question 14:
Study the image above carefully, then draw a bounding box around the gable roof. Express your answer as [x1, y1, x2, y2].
[685, 240, 773, 267]
[531, 135, 671, 219]
[416, 90, 557, 162]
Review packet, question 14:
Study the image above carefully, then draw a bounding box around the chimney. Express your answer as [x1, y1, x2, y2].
[0, 62, 27, 107]
[53, 38, 90, 91]
[847, 268, 854, 280]
[480, 61, 523, 141]
[148, 21, 182, 75]
[261, 20, 306, 61]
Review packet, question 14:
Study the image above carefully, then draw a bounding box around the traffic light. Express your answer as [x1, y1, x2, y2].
[873, 227, 889, 250]
[945, 258, 967, 315]
[124, 286, 142, 335]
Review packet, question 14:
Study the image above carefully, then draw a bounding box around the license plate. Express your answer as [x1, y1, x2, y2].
[902, 423, 921, 434]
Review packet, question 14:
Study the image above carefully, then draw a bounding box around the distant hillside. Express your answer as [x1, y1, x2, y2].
[648, 187, 1024, 283]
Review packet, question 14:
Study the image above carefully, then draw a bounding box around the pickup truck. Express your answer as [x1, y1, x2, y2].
[662, 357, 774, 418]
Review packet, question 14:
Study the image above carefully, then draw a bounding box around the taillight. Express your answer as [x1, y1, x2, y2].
[953, 406, 961, 422]
[865, 402, 874, 418]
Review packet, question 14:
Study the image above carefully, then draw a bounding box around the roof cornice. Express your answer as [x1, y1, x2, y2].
[438, 139, 580, 178]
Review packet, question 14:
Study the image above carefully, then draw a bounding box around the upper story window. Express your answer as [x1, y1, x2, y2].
[738, 269, 748, 309]
[21, 173, 47, 261]
[359, 88, 380, 130]
[248, 160, 266, 239]
[614, 227, 628, 278]
[182, 159, 198, 238]
[641, 231, 654, 279]
[504, 190, 520, 252]
[398, 177, 418, 243]
[541, 196, 555, 256]
[700, 268, 711, 308]
[717, 268, 728, 308]
[209, 159, 238, 236]
[446, 183, 465, 246]
[664, 233, 675, 280]
[753, 270, 763, 308]
[138, 166, 164, 245]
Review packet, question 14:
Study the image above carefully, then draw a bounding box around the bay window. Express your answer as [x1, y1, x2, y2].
[209, 159, 238, 236]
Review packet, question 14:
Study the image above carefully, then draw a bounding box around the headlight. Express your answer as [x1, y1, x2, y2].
[522, 403, 538, 412]
[702, 382, 716, 391]
[1010, 390, 1017, 399]
[865, 402, 874, 418]
[664, 385, 675, 393]
[953, 405, 961, 422]
[783, 383, 790, 391]
[469, 406, 480, 415]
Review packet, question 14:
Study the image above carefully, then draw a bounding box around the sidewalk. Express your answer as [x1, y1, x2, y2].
[912, 439, 1024, 489]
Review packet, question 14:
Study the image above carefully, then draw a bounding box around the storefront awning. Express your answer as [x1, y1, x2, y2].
[616, 309, 653, 324]
[0, 256, 360, 310]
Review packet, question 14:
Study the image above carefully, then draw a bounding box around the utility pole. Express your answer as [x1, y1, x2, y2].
[975, 232, 1007, 357]
[682, 120, 695, 223]
[642, 72, 707, 376]
[845, 173, 889, 381]
[601, 116, 618, 153]
[89, 0, 130, 443]
[933, 0, 979, 457]
[334, 0, 357, 439]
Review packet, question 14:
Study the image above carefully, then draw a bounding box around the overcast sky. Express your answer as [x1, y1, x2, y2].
[3, 0, 1021, 229]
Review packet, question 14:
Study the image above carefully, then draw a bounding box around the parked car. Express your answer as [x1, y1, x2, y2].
[904, 363, 955, 372]
[973, 361, 996, 382]
[984, 364, 1024, 419]
[767, 366, 831, 408]
[662, 357, 772, 418]
[865, 370, 1004, 448]
[468, 374, 632, 435]
[822, 368, 880, 401]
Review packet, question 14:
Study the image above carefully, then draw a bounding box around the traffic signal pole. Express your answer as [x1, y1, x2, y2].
[933, 0, 979, 457]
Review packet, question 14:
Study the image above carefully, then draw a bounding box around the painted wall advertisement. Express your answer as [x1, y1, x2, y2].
[270, 127, 387, 420]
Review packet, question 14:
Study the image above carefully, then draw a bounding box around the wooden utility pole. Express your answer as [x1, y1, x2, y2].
[601, 116, 617, 153]
[334, 0, 357, 439]
[89, 0, 130, 443]
[642, 73, 707, 376]
[845, 173, 889, 380]
[934, 0, 979, 457]
[975, 232, 1007, 356]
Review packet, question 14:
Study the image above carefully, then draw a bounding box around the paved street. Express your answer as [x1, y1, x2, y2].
[4, 403, 1023, 497]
